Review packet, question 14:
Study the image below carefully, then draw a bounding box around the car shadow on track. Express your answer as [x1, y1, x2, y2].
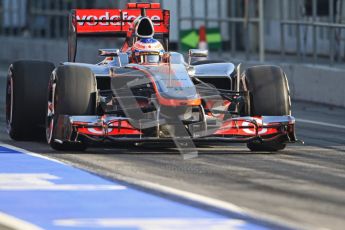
[85, 143, 280, 156]
[0, 136, 283, 157]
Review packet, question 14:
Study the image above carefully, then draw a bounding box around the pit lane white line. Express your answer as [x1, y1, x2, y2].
[0, 212, 43, 230]
[84, 169, 308, 230]
[0, 143, 67, 165]
[297, 118, 345, 130]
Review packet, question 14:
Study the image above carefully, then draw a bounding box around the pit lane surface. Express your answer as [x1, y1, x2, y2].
[1, 70, 345, 229]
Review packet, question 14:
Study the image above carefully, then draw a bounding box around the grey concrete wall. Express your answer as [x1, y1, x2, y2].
[1, 37, 344, 108]
[0, 37, 108, 65]
[227, 60, 345, 108]
[1, 37, 67, 65]
[282, 64, 345, 108]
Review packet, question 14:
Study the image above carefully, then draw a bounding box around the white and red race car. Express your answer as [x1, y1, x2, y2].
[6, 3, 298, 158]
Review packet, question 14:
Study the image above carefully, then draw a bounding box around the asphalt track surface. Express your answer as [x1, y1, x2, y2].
[0, 70, 345, 229]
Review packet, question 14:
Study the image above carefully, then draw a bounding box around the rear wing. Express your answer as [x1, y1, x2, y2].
[68, 3, 170, 62]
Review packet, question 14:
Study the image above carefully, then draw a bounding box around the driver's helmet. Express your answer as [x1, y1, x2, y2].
[131, 38, 164, 64]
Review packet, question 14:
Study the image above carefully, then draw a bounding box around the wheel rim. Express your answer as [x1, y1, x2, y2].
[5, 68, 14, 133]
[46, 74, 56, 144]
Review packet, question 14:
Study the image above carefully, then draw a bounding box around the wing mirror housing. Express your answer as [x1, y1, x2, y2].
[99, 49, 120, 57]
[188, 49, 208, 66]
[99, 49, 123, 67]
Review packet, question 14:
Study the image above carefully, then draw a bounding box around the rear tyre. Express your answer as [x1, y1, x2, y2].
[244, 65, 291, 151]
[6, 60, 55, 140]
[46, 65, 97, 151]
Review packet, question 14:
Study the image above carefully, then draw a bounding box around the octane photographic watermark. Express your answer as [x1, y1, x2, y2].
[111, 67, 228, 160]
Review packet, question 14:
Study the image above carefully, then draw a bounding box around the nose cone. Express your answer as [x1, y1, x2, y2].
[135, 17, 155, 38]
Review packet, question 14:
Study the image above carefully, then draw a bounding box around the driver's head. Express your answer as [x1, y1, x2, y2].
[131, 38, 164, 64]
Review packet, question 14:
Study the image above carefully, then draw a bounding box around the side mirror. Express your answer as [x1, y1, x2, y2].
[99, 49, 120, 57]
[188, 49, 208, 66]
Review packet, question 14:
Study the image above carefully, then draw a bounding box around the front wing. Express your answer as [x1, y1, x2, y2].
[52, 115, 297, 144]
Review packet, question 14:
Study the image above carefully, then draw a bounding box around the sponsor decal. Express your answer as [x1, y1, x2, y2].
[242, 118, 268, 135]
[87, 127, 114, 135]
[75, 9, 167, 33]
[76, 11, 161, 27]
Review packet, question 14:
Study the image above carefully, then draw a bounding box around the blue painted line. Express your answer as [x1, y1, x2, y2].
[0, 145, 284, 230]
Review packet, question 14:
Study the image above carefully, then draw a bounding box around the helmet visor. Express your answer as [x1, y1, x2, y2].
[146, 55, 160, 63]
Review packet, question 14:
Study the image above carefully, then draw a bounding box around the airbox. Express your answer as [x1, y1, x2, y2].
[135, 17, 155, 38]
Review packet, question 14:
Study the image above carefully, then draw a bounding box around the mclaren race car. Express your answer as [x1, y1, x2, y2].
[6, 3, 298, 158]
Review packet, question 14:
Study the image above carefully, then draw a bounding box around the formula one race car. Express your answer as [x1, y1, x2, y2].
[6, 3, 298, 158]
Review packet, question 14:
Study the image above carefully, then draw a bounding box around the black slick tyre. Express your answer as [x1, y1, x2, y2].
[247, 138, 287, 152]
[244, 65, 291, 152]
[46, 65, 97, 151]
[6, 60, 55, 140]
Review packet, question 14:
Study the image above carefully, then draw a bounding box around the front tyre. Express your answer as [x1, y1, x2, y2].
[247, 139, 286, 152]
[244, 65, 290, 152]
[46, 65, 97, 151]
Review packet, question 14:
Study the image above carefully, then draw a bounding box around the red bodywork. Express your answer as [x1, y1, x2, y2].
[74, 5, 169, 34]
[75, 117, 287, 138]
